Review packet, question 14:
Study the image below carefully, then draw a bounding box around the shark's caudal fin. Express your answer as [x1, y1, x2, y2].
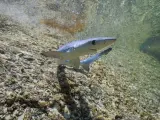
[41, 51, 65, 59]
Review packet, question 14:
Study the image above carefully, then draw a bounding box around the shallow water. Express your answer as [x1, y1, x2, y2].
[0, 0, 160, 119]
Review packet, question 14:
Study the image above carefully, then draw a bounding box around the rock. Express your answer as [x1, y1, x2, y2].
[21, 68, 25, 73]
[5, 115, 12, 120]
[48, 108, 65, 120]
[140, 112, 156, 120]
[18, 108, 32, 120]
[23, 56, 34, 61]
[53, 102, 61, 112]
[37, 81, 46, 87]
[106, 87, 114, 95]
[0, 1, 159, 120]
[17, 53, 24, 57]
[63, 105, 70, 119]
[3, 108, 7, 113]
[5, 78, 17, 86]
[38, 100, 49, 107]
[115, 115, 123, 120]
[0, 49, 5, 54]
[5, 91, 16, 106]
[13, 109, 19, 117]
[93, 115, 106, 120]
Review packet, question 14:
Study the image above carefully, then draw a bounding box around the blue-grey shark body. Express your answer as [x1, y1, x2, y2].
[41, 37, 116, 68]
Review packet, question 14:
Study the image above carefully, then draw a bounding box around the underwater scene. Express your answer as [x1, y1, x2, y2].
[0, 0, 159, 120]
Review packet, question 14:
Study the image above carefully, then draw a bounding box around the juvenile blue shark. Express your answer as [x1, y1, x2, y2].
[62, 48, 112, 71]
[41, 37, 116, 68]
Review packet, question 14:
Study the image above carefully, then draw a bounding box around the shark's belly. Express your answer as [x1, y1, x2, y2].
[68, 48, 96, 59]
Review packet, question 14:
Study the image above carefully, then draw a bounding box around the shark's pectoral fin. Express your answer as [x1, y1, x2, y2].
[69, 57, 80, 69]
[81, 64, 90, 72]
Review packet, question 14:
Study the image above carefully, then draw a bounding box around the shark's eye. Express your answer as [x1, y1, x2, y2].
[92, 40, 96, 45]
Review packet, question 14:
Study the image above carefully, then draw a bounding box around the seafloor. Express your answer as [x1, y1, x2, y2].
[0, 14, 160, 120]
[0, 0, 160, 120]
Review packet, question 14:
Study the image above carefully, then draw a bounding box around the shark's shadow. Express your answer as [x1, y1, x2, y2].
[56, 65, 92, 120]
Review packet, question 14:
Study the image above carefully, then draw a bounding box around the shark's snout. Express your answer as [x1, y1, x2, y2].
[107, 37, 116, 41]
[104, 38, 116, 45]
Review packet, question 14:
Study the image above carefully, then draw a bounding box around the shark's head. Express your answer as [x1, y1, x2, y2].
[85, 37, 116, 51]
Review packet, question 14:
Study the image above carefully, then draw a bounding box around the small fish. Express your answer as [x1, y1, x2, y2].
[63, 48, 112, 71]
[41, 37, 116, 68]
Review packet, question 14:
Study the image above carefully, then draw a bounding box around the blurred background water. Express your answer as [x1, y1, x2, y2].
[1, 0, 159, 59]
[0, 0, 160, 118]
[79, 0, 160, 115]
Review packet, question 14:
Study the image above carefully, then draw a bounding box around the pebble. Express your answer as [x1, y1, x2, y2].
[13, 109, 19, 117]
[115, 115, 123, 120]
[5, 115, 12, 120]
[23, 56, 34, 61]
[63, 105, 70, 119]
[0, 49, 5, 54]
[38, 100, 49, 107]
[3, 108, 7, 113]
[93, 115, 106, 120]
[48, 108, 65, 120]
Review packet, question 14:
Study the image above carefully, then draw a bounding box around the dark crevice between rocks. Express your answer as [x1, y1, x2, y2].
[57, 65, 92, 120]
[114, 115, 123, 120]
[0, 49, 5, 54]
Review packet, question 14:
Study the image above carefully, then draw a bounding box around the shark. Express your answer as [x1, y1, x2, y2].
[41, 37, 116, 68]
[64, 47, 112, 71]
